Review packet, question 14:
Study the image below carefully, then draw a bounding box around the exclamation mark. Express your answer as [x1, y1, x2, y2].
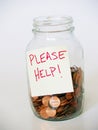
[57, 64, 62, 78]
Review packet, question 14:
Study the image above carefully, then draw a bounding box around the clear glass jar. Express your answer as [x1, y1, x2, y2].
[26, 16, 84, 121]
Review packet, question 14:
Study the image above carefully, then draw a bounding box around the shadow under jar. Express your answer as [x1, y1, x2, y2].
[26, 16, 84, 121]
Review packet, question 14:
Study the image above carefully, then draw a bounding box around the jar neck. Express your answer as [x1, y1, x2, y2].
[33, 30, 73, 40]
[32, 16, 74, 39]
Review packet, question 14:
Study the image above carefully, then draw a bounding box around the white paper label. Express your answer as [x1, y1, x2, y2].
[26, 46, 73, 96]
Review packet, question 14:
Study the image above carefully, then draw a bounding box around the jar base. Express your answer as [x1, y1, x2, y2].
[33, 107, 83, 121]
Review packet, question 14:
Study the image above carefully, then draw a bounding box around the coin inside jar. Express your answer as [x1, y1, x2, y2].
[40, 107, 49, 119]
[49, 96, 60, 108]
[46, 107, 56, 117]
[65, 93, 73, 100]
[42, 96, 51, 106]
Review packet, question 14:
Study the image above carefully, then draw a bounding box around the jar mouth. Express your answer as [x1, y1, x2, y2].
[33, 16, 74, 33]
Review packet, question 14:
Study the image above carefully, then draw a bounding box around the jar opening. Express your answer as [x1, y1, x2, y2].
[33, 16, 74, 33]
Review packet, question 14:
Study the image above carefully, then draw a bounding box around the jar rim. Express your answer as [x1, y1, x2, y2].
[33, 16, 74, 33]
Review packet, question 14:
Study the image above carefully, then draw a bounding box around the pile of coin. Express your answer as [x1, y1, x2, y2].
[31, 66, 83, 120]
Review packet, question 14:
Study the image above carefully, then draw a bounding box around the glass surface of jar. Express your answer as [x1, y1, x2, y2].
[26, 16, 84, 121]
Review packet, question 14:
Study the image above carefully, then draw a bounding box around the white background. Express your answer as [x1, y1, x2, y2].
[0, 0, 98, 130]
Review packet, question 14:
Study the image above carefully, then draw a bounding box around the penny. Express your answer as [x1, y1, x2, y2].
[77, 76, 82, 87]
[66, 93, 73, 100]
[73, 71, 78, 83]
[71, 100, 78, 108]
[60, 99, 68, 106]
[77, 68, 82, 87]
[42, 96, 51, 106]
[71, 66, 77, 73]
[56, 106, 63, 113]
[46, 107, 56, 117]
[40, 107, 49, 119]
[75, 73, 81, 85]
[39, 105, 46, 111]
[49, 96, 60, 108]
[75, 87, 81, 97]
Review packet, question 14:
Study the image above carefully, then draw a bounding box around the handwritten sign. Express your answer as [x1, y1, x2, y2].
[26, 46, 73, 96]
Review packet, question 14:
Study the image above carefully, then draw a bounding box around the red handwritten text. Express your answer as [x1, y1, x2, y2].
[29, 50, 67, 66]
[34, 64, 62, 81]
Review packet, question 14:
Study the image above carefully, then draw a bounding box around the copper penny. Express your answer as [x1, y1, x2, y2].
[75, 73, 81, 85]
[60, 99, 68, 106]
[42, 96, 51, 106]
[49, 96, 60, 108]
[46, 107, 56, 117]
[71, 100, 78, 108]
[66, 93, 73, 100]
[40, 107, 49, 119]
[73, 72, 77, 83]
[75, 87, 81, 97]
[56, 106, 63, 113]
[77, 69, 82, 87]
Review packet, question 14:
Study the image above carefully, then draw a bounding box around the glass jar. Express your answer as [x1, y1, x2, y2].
[26, 16, 84, 121]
